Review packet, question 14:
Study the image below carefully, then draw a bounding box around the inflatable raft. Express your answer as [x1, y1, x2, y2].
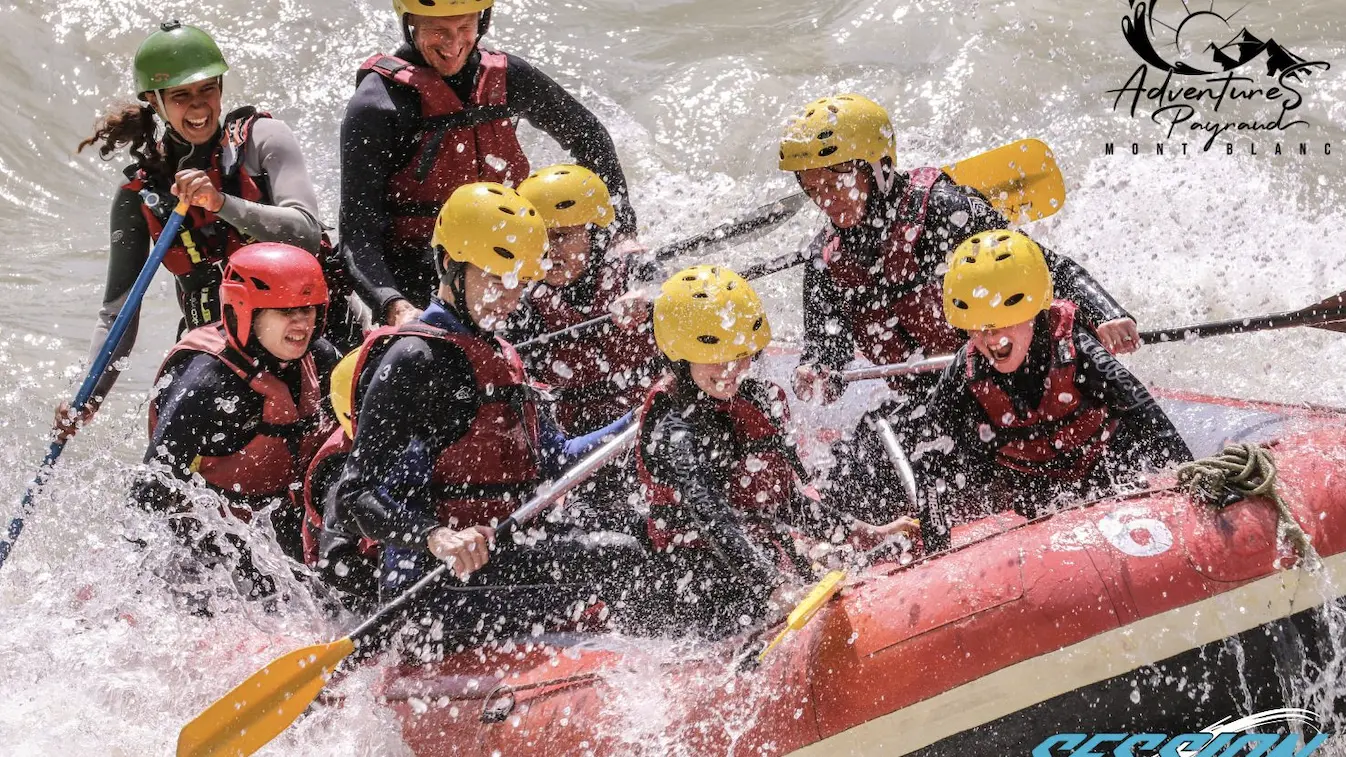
[377, 388, 1346, 755]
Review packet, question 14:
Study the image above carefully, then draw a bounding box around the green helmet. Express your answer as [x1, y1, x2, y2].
[133, 20, 229, 97]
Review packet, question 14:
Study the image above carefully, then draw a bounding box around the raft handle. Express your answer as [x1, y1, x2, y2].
[481, 687, 516, 723]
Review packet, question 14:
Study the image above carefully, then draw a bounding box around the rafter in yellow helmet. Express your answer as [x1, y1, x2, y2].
[517, 165, 614, 229]
[654, 265, 773, 364]
[778, 94, 897, 172]
[943, 230, 1054, 331]
[432, 182, 549, 282]
[393, 0, 493, 17]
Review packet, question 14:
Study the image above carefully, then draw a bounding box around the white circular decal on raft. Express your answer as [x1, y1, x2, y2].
[1097, 507, 1175, 558]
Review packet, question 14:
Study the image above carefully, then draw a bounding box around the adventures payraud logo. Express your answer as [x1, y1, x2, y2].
[1105, 0, 1331, 153]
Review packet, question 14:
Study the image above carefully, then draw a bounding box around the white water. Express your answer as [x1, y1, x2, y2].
[2, 0, 1346, 753]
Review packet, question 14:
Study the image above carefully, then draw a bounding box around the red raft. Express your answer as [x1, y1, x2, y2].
[377, 389, 1346, 755]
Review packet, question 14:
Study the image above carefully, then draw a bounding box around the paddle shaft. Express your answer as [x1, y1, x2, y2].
[1139, 303, 1346, 343]
[649, 192, 811, 263]
[0, 200, 190, 570]
[840, 299, 1346, 385]
[345, 423, 639, 645]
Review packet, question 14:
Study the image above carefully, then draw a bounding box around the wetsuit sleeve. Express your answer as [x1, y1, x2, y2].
[1073, 330, 1193, 470]
[336, 337, 478, 549]
[944, 184, 1132, 328]
[800, 229, 855, 372]
[905, 352, 998, 551]
[129, 355, 235, 513]
[340, 75, 414, 313]
[216, 119, 324, 254]
[87, 186, 153, 402]
[648, 411, 783, 588]
[506, 56, 638, 237]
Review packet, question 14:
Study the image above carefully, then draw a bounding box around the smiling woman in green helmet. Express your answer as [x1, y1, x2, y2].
[58, 21, 327, 437]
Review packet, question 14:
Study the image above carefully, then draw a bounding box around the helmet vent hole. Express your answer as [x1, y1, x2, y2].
[228, 270, 246, 282]
[995, 253, 1012, 261]
[805, 109, 816, 117]
[418, 0, 436, 5]
[556, 200, 577, 210]
[726, 280, 736, 290]
[487, 187, 504, 195]
[682, 275, 697, 282]
[952, 299, 970, 310]
[697, 335, 720, 345]
[250, 277, 271, 291]
[692, 292, 709, 299]
[556, 169, 570, 175]
[752, 317, 763, 331]
[494, 246, 516, 260]
[962, 256, 977, 265]
[1004, 293, 1026, 307]
[498, 205, 516, 215]
[996, 233, 1012, 242]
[817, 130, 834, 140]
[818, 146, 838, 158]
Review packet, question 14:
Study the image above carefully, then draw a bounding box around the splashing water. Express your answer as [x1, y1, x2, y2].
[2, 0, 1346, 753]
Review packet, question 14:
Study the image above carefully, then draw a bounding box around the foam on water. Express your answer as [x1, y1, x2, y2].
[2, 0, 1346, 753]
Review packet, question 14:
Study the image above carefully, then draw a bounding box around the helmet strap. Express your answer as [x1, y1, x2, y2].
[872, 157, 897, 195]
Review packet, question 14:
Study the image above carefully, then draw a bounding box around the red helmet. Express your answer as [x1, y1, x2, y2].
[219, 243, 329, 348]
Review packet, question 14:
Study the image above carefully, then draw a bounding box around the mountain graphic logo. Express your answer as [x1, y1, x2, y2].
[1122, 0, 1319, 82]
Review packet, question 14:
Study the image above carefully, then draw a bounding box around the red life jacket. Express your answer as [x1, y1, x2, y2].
[357, 50, 530, 253]
[351, 321, 542, 529]
[300, 428, 348, 565]
[122, 108, 272, 330]
[820, 167, 964, 367]
[524, 257, 659, 431]
[149, 323, 329, 513]
[635, 378, 806, 551]
[967, 300, 1119, 480]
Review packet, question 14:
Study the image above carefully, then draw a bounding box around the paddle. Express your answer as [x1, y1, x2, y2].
[176, 423, 639, 757]
[518, 138, 1065, 352]
[840, 290, 1346, 387]
[0, 199, 191, 571]
[756, 569, 847, 662]
[646, 192, 813, 265]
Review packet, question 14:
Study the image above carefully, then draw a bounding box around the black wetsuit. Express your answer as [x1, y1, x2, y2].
[640, 375, 855, 637]
[902, 312, 1192, 552]
[132, 338, 339, 601]
[340, 45, 638, 316]
[816, 171, 1134, 520]
[332, 300, 641, 657]
[802, 171, 1131, 373]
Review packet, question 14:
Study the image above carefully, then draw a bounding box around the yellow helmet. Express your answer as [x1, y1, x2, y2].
[432, 182, 548, 282]
[654, 265, 773, 364]
[943, 230, 1054, 331]
[393, 0, 492, 17]
[778, 94, 897, 172]
[329, 350, 360, 439]
[517, 164, 614, 229]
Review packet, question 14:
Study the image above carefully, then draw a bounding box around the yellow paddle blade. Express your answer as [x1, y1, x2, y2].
[758, 570, 847, 662]
[177, 637, 356, 757]
[942, 138, 1065, 223]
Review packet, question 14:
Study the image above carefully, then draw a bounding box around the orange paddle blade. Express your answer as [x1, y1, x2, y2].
[176, 637, 356, 757]
[943, 138, 1065, 223]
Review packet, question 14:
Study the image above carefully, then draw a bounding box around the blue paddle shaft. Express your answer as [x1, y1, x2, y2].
[0, 202, 189, 570]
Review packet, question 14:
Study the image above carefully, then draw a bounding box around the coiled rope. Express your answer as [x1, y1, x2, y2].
[1176, 443, 1320, 569]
